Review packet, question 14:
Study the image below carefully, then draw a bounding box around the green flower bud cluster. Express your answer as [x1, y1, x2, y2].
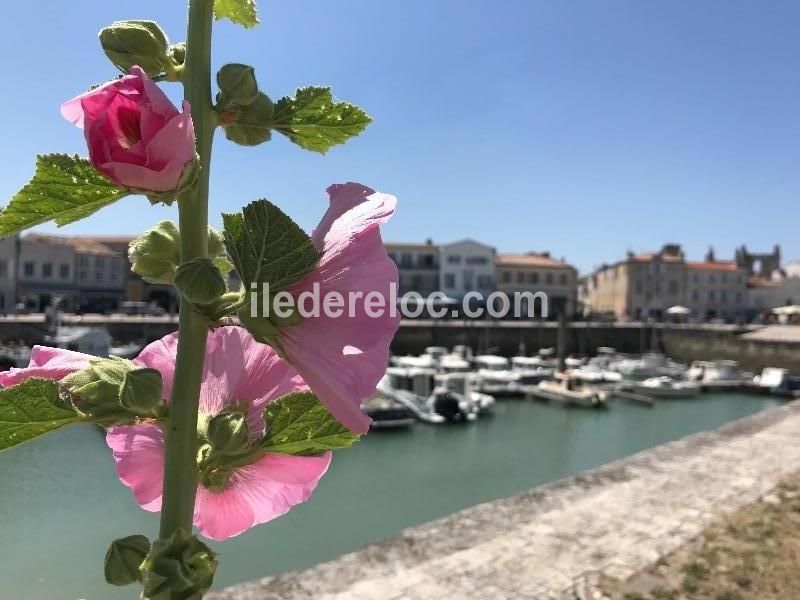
[196, 407, 259, 492]
[140, 529, 217, 600]
[61, 357, 162, 426]
[216, 64, 275, 146]
[129, 222, 231, 285]
[99, 20, 185, 80]
[174, 257, 227, 305]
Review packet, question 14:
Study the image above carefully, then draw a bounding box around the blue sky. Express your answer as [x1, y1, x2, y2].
[1, 0, 798, 273]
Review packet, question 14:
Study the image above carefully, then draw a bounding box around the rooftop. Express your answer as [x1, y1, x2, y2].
[496, 252, 572, 269]
[23, 234, 119, 257]
[686, 261, 742, 272]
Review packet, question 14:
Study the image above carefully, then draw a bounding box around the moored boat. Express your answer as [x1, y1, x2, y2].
[630, 376, 700, 399]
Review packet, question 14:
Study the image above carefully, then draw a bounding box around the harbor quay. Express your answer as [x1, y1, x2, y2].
[208, 401, 800, 600]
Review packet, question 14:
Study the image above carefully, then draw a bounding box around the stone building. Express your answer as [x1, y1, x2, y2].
[17, 235, 126, 312]
[496, 252, 577, 317]
[685, 249, 747, 320]
[0, 234, 19, 313]
[385, 240, 440, 296]
[582, 244, 686, 320]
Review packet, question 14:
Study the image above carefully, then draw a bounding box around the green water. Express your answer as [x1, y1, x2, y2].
[0, 393, 780, 599]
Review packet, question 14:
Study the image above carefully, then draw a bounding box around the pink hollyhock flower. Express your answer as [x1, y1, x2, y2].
[61, 66, 195, 192]
[106, 326, 331, 541]
[279, 183, 400, 434]
[0, 345, 91, 387]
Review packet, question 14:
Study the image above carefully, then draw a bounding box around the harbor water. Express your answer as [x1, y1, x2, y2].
[0, 392, 781, 599]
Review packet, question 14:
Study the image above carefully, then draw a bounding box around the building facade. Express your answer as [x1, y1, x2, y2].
[385, 241, 440, 296]
[582, 244, 686, 320]
[17, 235, 126, 312]
[0, 234, 18, 313]
[496, 253, 577, 317]
[439, 239, 496, 300]
[685, 259, 747, 320]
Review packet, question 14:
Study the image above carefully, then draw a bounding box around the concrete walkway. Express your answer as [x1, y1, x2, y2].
[209, 401, 800, 600]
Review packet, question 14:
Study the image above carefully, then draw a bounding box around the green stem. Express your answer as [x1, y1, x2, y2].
[158, 0, 215, 539]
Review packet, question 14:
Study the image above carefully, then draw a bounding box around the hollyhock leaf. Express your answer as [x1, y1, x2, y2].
[272, 87, 372, 154]
[0, 378, 79, 452]
[261, 391, 360, 456]
[0, 154, 129, 236]
[214, 0, 259, 28]
[222, 199, 320, 292]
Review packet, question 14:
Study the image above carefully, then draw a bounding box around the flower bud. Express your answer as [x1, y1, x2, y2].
[174, 258, 227, 305]
[207, 227, 225, 258]
[99, 20, 170, 77]
[168, 42, 186, 68]
[223, 92, 274, 146]
[217, 64, 259, 107]
[104, 534, 150, 586]
[119, 368, 163, 414]
[129, 221, 181, 284]
[140, 529, 217, 600]
[206, 411, 250, 455]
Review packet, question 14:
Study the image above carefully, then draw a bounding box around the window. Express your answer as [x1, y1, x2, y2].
[447, 255, 461, 264]
[96, 256, 106, 268]
[466, 256, 488, 265]
[722, 274, 728, 283]
[42, 263, 52, 279]
[420, 254, 435, 268]
[444, 273, 456, 288]
[545, 273, 554, 285]
[559, 273, 567, 285]
[634, 280, 643, 295]
[400, 253, 412, 268]
[720, 291, 727, 303]
[111, 271, 119, 282]
[692, 290, 699, 301]
[516, 272, 524, 284]
[528, 272, 539, 284]
[411, 274, 423, 289]
[79, 270, 87, 281]
[78, 255, 89, 267]
[709, 274, 716, 284]
[667, 280, 679, 295]
[95, 271, 103, 281]
[477, 275, 493, 288]
[60, 264, 70, 279]
[708, 290, 715, 301]
[502, 271, 511, 283]
[24, 262, 34, 277]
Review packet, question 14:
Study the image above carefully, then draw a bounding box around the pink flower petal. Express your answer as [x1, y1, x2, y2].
[134, 333, 178, 400]
[106, 424, 165, 512]
[0, 345, 91, 387]
[281, 184, 400, 433]
[194, 452, 331, 541]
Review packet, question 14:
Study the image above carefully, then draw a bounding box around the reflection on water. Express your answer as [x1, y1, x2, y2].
[0, 393, 780, 599]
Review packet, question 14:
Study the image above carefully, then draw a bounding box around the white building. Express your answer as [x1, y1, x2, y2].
[439, 239, 496, 299]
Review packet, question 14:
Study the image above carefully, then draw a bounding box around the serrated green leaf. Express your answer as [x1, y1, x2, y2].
[0, 378, 79, 452]
[0, 154, 129, 236]
[214, 0, 259, 28]
[261, 391, 360, 456]
[272, 87, 372, 154]
[222, 199, 320, 292]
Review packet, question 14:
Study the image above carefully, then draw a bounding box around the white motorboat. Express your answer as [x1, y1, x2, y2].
[361, 394, 416, 429]
[687, 360, 752, 390]
[611, 353, 687, 380]
[631, 376, 700, 399]
[379, 369, 474, 423]
[436, 372, 495, 417]
[510, 356, 554, 385]
[570, 363, 622, 383]
[473, 355, 521, 394]
[752, 368, 800, 398]
[438, 353, 472, 373]
[565, 355, 586, 368]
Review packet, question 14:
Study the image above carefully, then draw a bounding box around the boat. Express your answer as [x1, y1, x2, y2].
[435, 372, 495, 417]
[109, 342, 143, 360]
[379, 369, 474, 423]
[611, 353, 687, 380]
[565, 355, 586, 368]
[0, 344, 32, 369]
[526, 377, 607, 408]
[362, 394, 416, 429]
[687, 360, 752, 391]
[438, 353, 472, 373]
[752, 368, 800, 398]
[570, 361, 622, 383]
[44, 326, 111, 357]
[473, 355, 521, 394]
[630, 376, 700, 399]
[510, 356, 555, 385]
